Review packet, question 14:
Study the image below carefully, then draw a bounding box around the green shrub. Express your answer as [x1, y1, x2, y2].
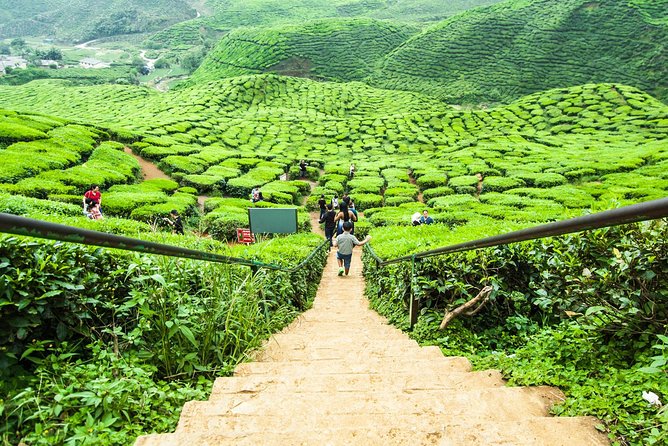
[103, 191, 168, 217]
[515, 172, 568, 188]
[319, 173, 347, 186]
[347, 176, 385, 194]
[483, 176, 526, 192]
[177, 186, 198, 195]
[351, 193, 383, 210]
[140, 144, 201, 161]
[448, 175, 479, 188]
[130, 193, 198, 222]
[202, 209, 248, 241]
[384, 196, 416, 206]
[11, 178, 74, 198]
[384, 185, 418, 199]
[158, 156, 207, 175]
[180, 174, 226, 194]
[0, 193, 82, 216]
[422, 186, 454, 201]
[416, 172, 448, 190]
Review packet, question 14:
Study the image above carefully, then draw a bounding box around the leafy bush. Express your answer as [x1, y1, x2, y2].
[483, 176, 526, 192]
[422, 186, 454, 201]
[416, 172, 448, 190]
[350, 193, 383, 210]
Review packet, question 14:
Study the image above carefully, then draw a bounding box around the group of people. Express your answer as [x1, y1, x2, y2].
[318, 192, 371, 276]
[81, 184, 183, 235]
[83, 185, 103, 220]
[250, 186, 264, 203]
[411, 210, 434, 226]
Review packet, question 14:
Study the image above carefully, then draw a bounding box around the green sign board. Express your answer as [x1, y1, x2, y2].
[248, 208, 298, 234]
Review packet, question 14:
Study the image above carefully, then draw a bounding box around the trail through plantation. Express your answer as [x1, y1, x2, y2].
[124, 147, 171, 181]
[135, 207, 609, 445]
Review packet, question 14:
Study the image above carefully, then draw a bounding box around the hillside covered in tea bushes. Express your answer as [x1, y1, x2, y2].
[1, 0, 667, 444]
[368, 0, 668, 104]
[183, 0, 668, 104]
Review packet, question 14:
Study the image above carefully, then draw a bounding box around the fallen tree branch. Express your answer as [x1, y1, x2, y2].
[439, 285, 494, 330]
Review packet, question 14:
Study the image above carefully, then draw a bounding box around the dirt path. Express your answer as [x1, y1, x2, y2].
[408, 171, 424, 203]
[124, 147, 210, 209]
[124, 147, 171, 180]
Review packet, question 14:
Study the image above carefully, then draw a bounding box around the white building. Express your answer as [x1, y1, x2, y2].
[0, 56, 27, 74]
[79, 57, 110, 69]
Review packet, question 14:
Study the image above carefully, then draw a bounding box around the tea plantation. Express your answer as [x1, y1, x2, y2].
[0, 0, 667, 444]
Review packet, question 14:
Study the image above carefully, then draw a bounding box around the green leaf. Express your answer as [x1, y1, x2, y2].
[151, 274, 166, 286]
[585, 306, 606, 316]
[639, 366, 662, 374]
[179, 325, 199, 348]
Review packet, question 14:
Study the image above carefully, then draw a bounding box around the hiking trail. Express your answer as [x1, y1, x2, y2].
[135, 197, 609, 445]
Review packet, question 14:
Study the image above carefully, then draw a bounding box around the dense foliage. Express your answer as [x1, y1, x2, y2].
[364, 220, 668, 444]
[0, 232, 327, 444]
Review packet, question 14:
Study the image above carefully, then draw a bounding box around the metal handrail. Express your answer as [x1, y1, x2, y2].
[0, 213, 328, 272]
[367, 197, 668, 266]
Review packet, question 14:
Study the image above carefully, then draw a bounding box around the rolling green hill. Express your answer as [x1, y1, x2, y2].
[143, 0, 504, 48]
[368, 0, 668, 104]
[188, 18, 419, 84]
[0, 0, 197, 42]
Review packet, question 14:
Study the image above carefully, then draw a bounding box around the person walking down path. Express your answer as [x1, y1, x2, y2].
[319, 203, 337, 250]
[318, 194, 327, 220]
[333, 221, 371, 276]
[335, 202, 357, 236]
[349, 163, 355, 178]
[163, 209, 184, 235]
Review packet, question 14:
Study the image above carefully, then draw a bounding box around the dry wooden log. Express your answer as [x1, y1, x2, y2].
[439, 285, 494, 330]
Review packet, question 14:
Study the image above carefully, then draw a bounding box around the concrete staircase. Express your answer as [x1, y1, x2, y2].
[135, 249, 609, 446]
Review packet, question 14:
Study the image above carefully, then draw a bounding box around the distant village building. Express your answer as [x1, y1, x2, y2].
[39, 59, 60, 68]
[0, 56, 27, 74]
[79, 58, 110, 69]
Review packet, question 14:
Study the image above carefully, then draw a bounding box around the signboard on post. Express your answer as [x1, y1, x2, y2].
[236, 228, 255, 244]
[248, 208, 298, 234]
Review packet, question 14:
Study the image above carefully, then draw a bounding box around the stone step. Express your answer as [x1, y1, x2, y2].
[278, 320, 408, 334]
[211, 369, 506, 396]
[267, 329, 414, 343]
[261, 333, 421, 350]
[253, 343, 446, 361]
[233, 355, 473, 376]
[136, 416, 608, 446]
[185, 386, 561, 420]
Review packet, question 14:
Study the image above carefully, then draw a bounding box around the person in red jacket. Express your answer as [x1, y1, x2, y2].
[83, 185, 102, 213]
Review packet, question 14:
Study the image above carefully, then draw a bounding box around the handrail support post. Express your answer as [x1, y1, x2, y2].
[409, 255, 419, 330]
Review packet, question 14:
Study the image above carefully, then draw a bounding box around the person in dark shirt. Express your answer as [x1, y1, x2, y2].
[164, 209, 184, 235]
[318, 194, 327, 220]
[319, 203, 337, 250]
[420, 209, 434, 225]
